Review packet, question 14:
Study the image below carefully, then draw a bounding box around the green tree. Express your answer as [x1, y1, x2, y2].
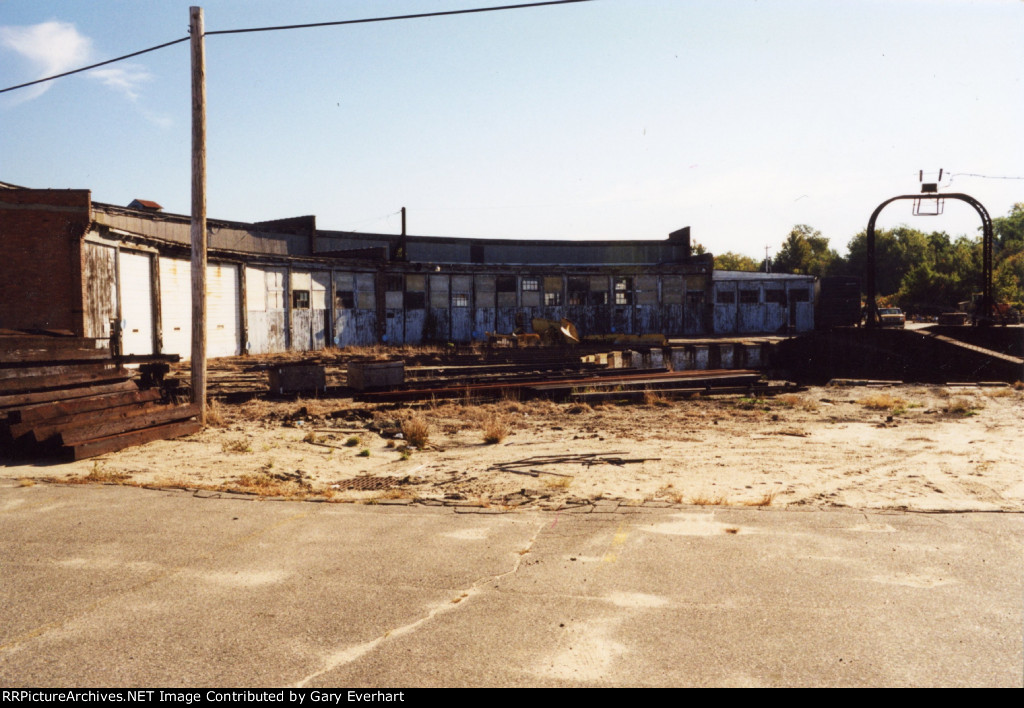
[714, 251, 760, 272]
[771, 225, 838, 276]
[992, 202, 1024, 248]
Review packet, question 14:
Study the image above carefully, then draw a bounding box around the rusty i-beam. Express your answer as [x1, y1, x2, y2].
[865, 191, 993, 328]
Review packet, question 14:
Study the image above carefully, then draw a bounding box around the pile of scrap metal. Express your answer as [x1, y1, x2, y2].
[487, 317, 580, 348]
[0, 331, 200, 461]
[488, 316, 666, 348]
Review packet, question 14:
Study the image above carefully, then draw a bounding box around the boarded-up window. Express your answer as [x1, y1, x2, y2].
[475, 275, 495, 308]
[429, 274, 449, 308]
[405, 274, 426, 292]
[589, 276, 608, 292]
[662, 276, 683, 305]
[311, 272, 328, 309]
[568, 277, 587, 305]
[356, 273, 375, 310]
[385, 274, 404, 292]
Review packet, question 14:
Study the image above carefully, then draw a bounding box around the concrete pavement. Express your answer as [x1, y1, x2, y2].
[1, 481, 1020, 687]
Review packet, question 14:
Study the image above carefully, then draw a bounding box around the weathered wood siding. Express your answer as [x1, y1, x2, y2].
[83, 242, 117, 341]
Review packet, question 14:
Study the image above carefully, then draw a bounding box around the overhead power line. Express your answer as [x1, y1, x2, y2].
[0, 0, 594, 95]
[0, 37, 189, 95]
[205, 0, 595, 35]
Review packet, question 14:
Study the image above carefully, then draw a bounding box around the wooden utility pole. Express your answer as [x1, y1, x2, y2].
[190, 6, 207, 423]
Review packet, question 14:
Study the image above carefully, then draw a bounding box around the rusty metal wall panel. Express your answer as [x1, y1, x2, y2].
[713, 305, 737, 333]
[118, 250, 154, 356]
[684, 303, 704, 335]
[83, 242, 117, 340]
[385, 310, 405, 345]
[355, 308, 377, 345]
[426, 308, 450, 342]
[636, 305, 660, 334]
[765, 303, 786, 332]
[207, 262, 241, 358]
[496, 308, 517, 335]
[334, 309, 358, 347]
[795, 302, 814, 331]
[738, 304, 765, 332]
[612, 306, 633, 334]
[474, 308, 495, 339]
[664, 304, 685, 336]
[404, 308, 425, 343]
[451, 306, 473, 342]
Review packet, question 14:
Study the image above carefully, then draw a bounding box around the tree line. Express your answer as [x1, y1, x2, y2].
[711, 203, 1024, 313]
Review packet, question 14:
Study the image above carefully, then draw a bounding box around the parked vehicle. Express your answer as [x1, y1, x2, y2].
[878, 307, 906, 328]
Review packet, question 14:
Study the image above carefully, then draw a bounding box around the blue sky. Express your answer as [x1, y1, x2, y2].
[2, 0, 1021, 259]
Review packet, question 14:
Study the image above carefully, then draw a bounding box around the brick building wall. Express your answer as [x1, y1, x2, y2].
[0, 189, 91, 334]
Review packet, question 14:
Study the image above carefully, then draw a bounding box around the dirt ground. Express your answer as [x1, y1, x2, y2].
[4, 382, 1022, 513]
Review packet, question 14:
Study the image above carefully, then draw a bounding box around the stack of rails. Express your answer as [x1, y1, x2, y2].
[356, 368, 772, 404]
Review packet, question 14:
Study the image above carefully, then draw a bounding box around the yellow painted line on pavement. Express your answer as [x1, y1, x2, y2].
[601, 521, 630, 564]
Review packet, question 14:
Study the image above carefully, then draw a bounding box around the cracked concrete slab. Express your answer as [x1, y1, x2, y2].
[0, 484, 1020, 687]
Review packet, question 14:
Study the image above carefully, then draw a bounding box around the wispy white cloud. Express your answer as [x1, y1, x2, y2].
[1, 21, 171, 127]
[88, 63, 152, 102]
[0, 21, 92, 102]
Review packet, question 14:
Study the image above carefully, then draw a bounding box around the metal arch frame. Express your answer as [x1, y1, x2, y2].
[864, 192, 993, 327]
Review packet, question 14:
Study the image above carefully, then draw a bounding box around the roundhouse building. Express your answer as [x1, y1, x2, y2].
[1, 183, 815, 358]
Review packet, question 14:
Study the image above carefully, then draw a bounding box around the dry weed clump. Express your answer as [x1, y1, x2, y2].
[221, 437, 253, 454]
[687, 492, 729, 506]
[228, 473, 306, 498]
[643, 389, 671, 407]
[70, 463, 132, 485]
[775, 394, 819, 412]
[401, 416, 431, 448]
[857, 393, 906, 411]
[983, 387, 1014, 398]
[543, 475, 572, 490]
[740, 490, 778, 507]
[1013, 381, 1024, 391]
[481, 415, 511, 444]
[945, 398, 981, 416]
[206, 398, 228, 427]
